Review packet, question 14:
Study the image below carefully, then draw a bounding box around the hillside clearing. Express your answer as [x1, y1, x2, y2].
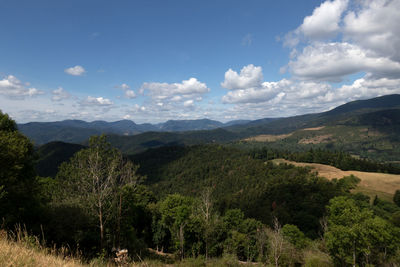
[272, 159, 400, 202]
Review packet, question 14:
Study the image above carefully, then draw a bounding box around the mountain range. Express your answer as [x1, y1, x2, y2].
[19, 94, 400, 160]
[33, 94, 400, 177]
[18, 118, 252, 145]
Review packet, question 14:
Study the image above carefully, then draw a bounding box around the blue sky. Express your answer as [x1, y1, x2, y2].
[1, 0, 400, 123]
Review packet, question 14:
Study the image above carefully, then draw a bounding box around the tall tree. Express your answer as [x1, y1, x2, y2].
[159, 194, 193, 259]
[0, 111, 40, 226]
[56, 135, 139, 249]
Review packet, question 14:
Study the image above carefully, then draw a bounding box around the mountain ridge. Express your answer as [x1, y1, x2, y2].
[18, 94, 400, 146]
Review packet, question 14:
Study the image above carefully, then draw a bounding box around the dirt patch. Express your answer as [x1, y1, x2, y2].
[272, 159, 400, 197]
[243, 133, 292, 142]
[298, 134, 334, 144]
[301, 126, 325, 131]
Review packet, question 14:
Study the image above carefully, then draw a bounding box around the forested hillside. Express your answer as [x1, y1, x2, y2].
[3, 101, 400, 266]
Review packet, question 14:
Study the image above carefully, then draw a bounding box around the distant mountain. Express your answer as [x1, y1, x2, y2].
[228, 94, 400, 136]
[18, 118, 249, 145]
[20, 94, 400, 157]
[105, 94, 400, 156]
[158, 119, 224, 131]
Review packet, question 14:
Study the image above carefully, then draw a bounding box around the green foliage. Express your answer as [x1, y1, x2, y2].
[131, 145, 349, 238]
[55, 135, 141, 251]
[281, 224, 307, 249]
[394, 190, 400, 207]
[0, 111, 42, 227]
[325, 196, 400, 266]
[35, 141, 85, 177]
[250, 147, 400, 174]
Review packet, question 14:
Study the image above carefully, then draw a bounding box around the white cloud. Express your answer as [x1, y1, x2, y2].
[343, 0, 400, 62]
[183, 99, 194, 107]
[222, 79, 291, 104]
[299, 0, 348, 40]
[118, 83, 136, 99]
[288, 42, 400, 82]
[124, 90, 136, 99]
[81, 96, 113, 107]
[285, 0, 400, 82]
[51, 87, 70, 101]
[0, 75, 44, 99]
[334, 75, 400, 102]
[64, 65, 86, 76]
[140, 77, 209, 105]
[121, 83, 130, 90]
[221, 64, 263, 90]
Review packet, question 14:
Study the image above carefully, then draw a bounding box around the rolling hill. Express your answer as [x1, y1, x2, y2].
[18, 118, 249, 145]
[23, 94, 400, 161]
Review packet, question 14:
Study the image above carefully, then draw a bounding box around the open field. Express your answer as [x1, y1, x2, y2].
[272, 159, 400, 202]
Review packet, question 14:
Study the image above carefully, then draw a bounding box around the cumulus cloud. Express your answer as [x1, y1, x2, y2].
[64, 65, 86, 76]
[300, 0, 348, 40]
[140, 77, 209, 107]
[334, 75, 400, 102]
[343, 0, 400, 62]
[183, 99, 194, 107]
[222, 78, 291, 104]
[288, 42, 400, 82]
[80, 96, 113, 107]
[118, 83, 136, 99]
[221, 64, 263, 90]
[0, 75, 44, 99]
[51, 87, 70, 101]
[284, 0, 400, 82]
[124, 90, 136, 99]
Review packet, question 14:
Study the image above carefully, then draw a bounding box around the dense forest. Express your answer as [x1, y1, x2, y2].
[2, 110, 400, 266]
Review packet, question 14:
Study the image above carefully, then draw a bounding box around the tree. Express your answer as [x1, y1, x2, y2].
[198, 187, 214, 260]
[324, 196, 399, 266]
[159, 194, 193, 259]
[0, 111, 40, 226]
[56, 135, 139, 250]
[394, 190, 400, 207]
[269, 217, 284, 267]
[281, 224, 307, 249]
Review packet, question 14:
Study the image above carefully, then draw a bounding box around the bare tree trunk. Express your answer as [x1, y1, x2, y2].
[179, 224, 185, 260]
[99, 200, 104, 249]
[116, 193, 122, 249]
[271, 217, 283, 267]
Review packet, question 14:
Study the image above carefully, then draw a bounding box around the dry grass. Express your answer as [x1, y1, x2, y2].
[0, 238, 86, 267]
[272, 159, 400, 202]
[301, 126, 325, 131]
[0, 227, 87, 267]
[243, 133, 292, 142]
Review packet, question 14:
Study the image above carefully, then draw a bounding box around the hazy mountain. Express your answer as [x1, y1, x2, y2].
[19, 94, 400, 149]
[158, 119, 224, 131]
[18, 118, 247, 145]
[33, 95, 400, 177]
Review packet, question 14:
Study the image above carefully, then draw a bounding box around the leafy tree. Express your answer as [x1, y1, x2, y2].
[394, 190, 400, 207]
[159, 194, 193, 258]
[281, 224, 307, 249]
[325, 196, 400, 266]
[0, 111, 41, 227]
[56, 135, 140, 250]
